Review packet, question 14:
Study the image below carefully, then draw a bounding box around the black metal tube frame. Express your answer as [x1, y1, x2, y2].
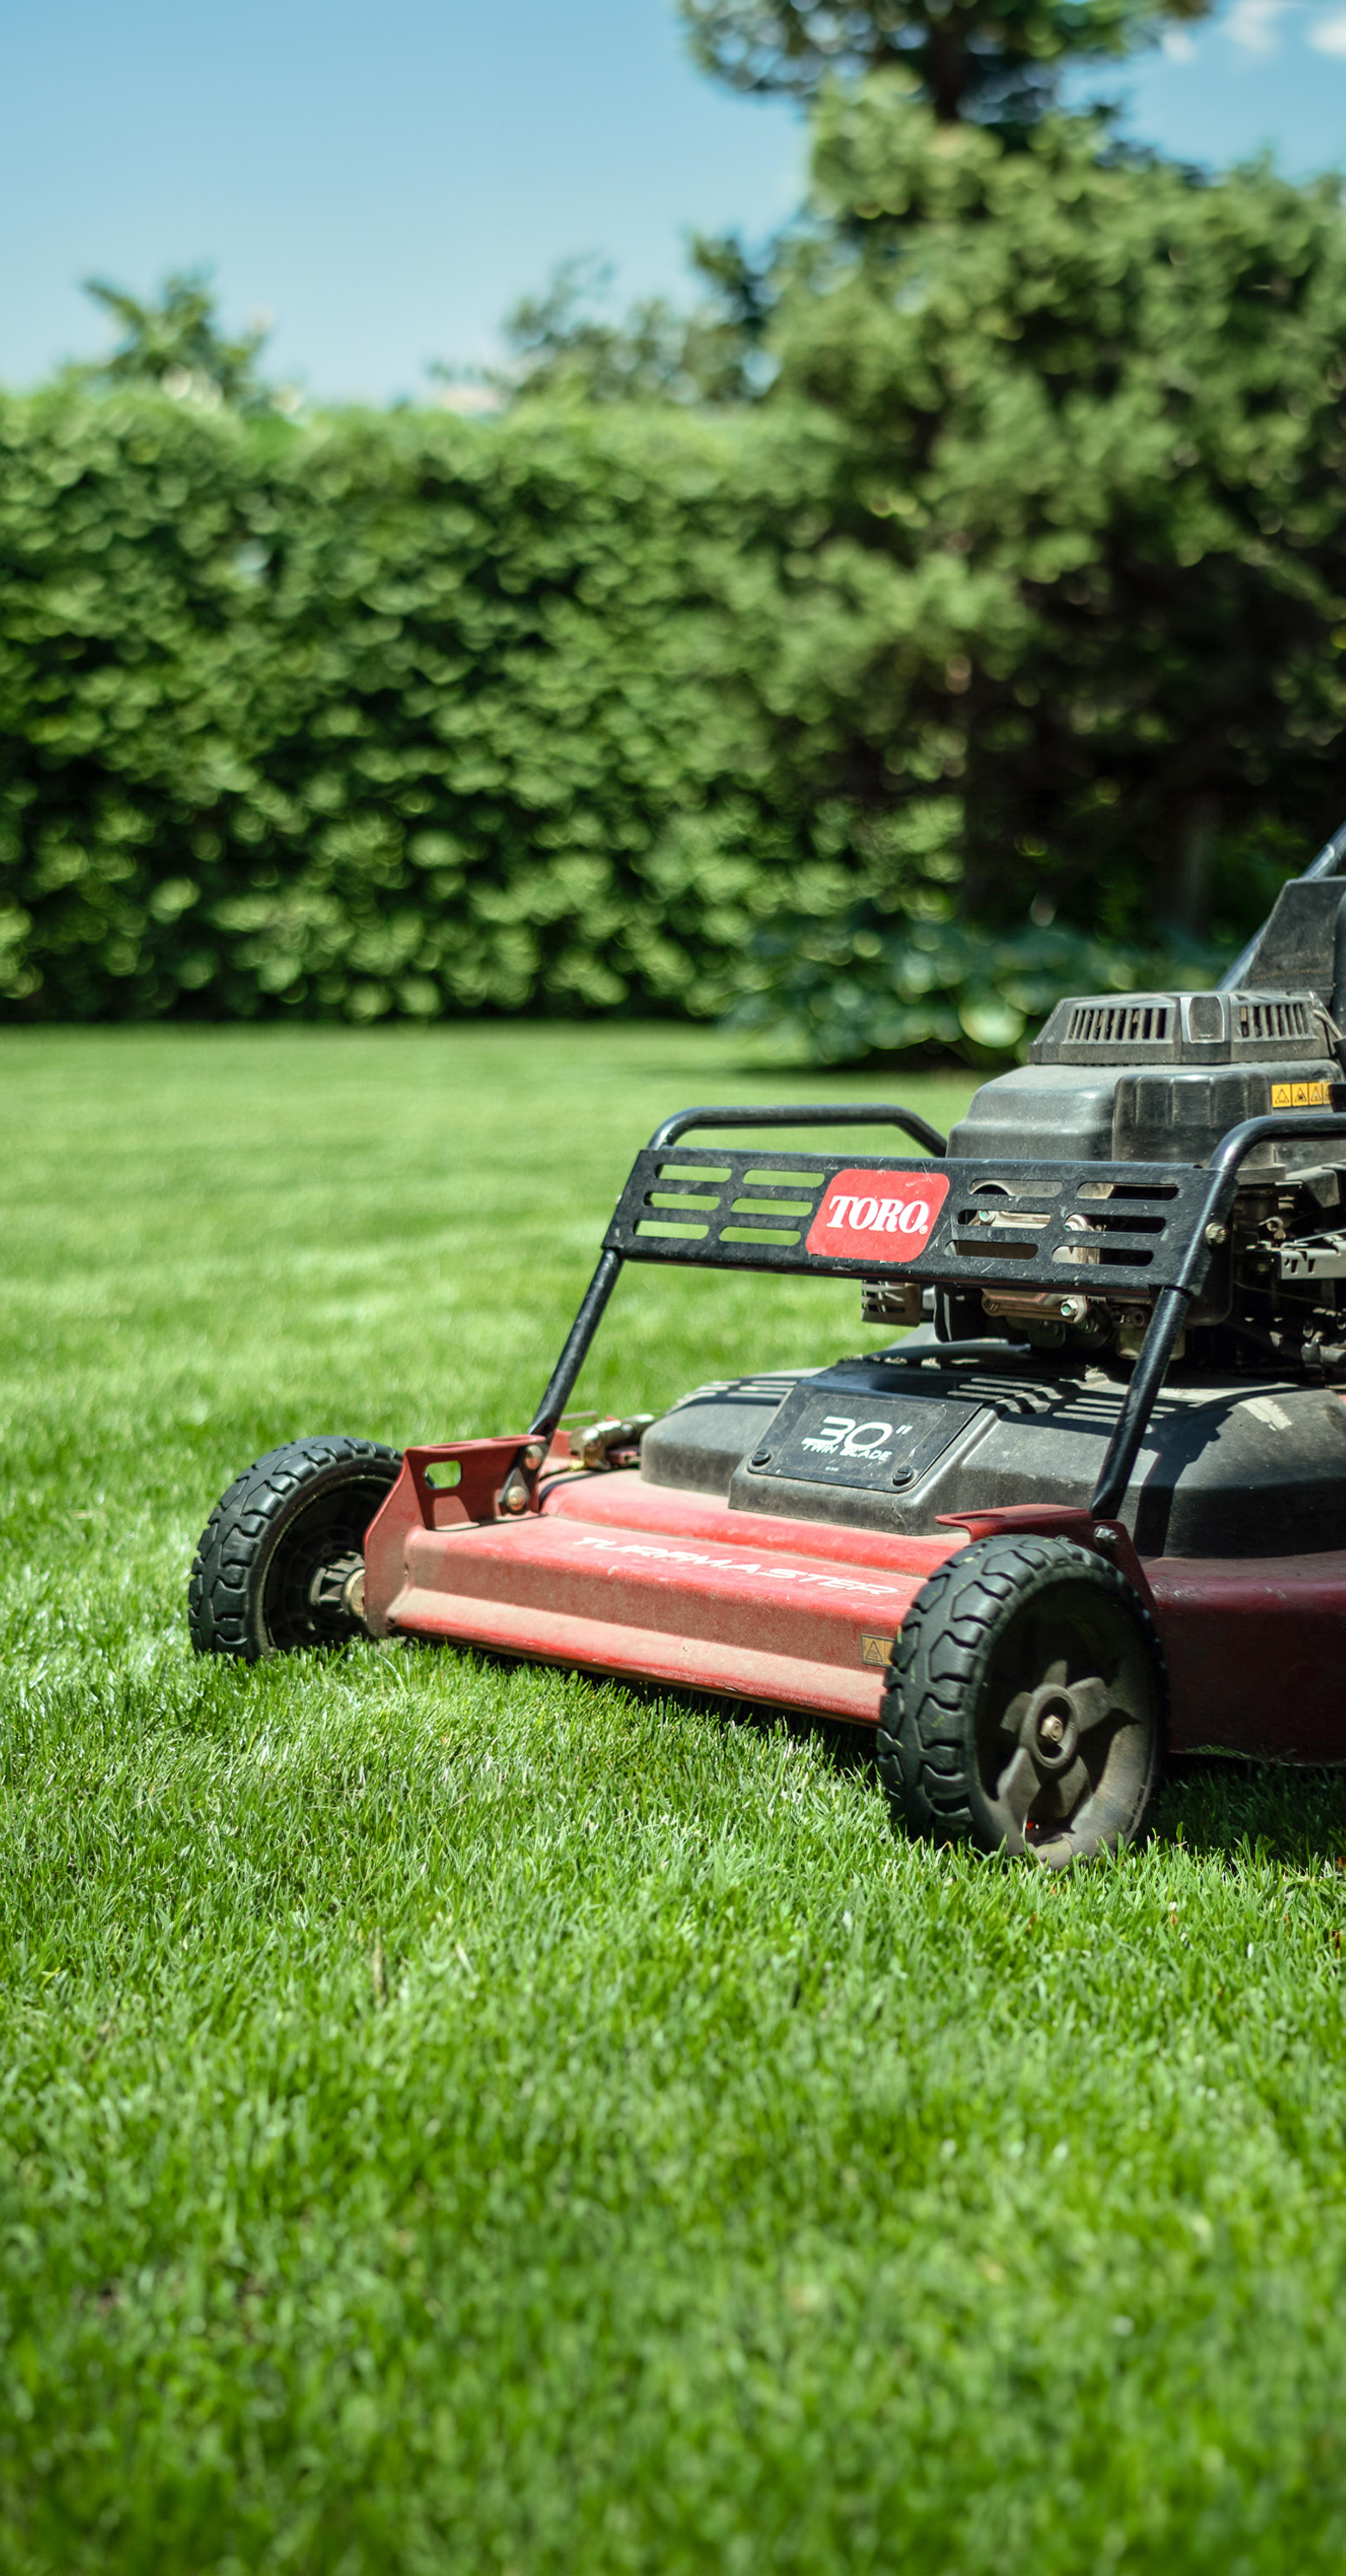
[1089, 1108, 1346, 1518]
[529, 1104, 947, 1439]
[648, 1100, 948, 1156]
[532, 1100, 1346, 1529]
[1217, 814, 1346, 993]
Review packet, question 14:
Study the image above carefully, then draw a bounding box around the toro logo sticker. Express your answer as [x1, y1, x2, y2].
[805, 1168, 950, 1263]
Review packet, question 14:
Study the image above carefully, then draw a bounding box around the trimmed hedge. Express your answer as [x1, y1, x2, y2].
[0, 375, 1325, 1032]
[0, 390, 975, 1023]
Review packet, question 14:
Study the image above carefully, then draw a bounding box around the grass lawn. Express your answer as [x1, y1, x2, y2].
[5, 1021, 1346, 2573]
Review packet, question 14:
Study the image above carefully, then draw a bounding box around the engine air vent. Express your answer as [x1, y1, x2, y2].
[1236, 997, 1315, 1043]
[1030, 986, 1331, 1068]
[1064, 1000, 1172, 1049]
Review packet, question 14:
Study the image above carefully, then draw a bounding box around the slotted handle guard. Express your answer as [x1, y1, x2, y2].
[604, 1147, 1211, 1291]
[529, 1104, 1346, 1533]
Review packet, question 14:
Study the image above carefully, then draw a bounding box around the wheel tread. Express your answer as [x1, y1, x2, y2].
[188, 1435, 401, 1659]
[877, 1535, 1167, 1865]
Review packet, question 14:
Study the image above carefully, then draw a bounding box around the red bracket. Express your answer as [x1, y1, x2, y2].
[402, 1437, 542, 1531]
[937, 1502, 1156, 1611]
[362, 1432, 563, 1636]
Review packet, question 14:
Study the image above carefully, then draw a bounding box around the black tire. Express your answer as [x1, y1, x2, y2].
[189, 1436, 402, 1661]
[877, 1534, 1166, 1868]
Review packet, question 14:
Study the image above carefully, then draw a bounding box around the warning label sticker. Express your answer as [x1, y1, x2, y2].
[1271, 1080, 1332, 1108]
[804, 1167, 950, 1263]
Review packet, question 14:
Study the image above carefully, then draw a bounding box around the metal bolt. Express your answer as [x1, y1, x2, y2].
[1038, 1711, 1066, 1746]
[523, 1442, 545, 1470]
[1060, 1295, 1089, 1324]
[1092, 1524, 1116, 1551]
[501, 1481, 529, 1515]
[1205, 1222, 1228, 1247]
[751, 1448, 772, 1467]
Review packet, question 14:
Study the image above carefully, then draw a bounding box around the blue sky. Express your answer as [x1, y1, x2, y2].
[1087, 0, 1346, 170]
[5, 0, 1346, 408]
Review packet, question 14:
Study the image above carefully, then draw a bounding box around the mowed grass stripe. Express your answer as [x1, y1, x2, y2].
[1, 1026, 1345, 2572]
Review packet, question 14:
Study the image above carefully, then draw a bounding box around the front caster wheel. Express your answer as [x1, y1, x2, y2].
[877, 1535, 1166, 1868]
[189, 1436, 402, 1660]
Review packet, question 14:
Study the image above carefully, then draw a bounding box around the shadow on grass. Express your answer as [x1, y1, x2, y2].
[557, 1657, 881, 1777]
[1153, 1756, 1346, 1867]
[650, 1679, 1346, 1869]
[431, 1637, 1346, 1869]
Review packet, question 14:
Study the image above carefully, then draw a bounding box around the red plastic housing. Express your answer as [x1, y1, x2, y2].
[362, 1444, 1346, 1763]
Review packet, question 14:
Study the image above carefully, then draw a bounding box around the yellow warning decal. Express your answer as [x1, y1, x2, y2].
[861, 1633, 897, 1667]
[1271, 1080, 1332, 1108]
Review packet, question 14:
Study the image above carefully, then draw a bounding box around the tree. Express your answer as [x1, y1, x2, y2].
[756, 80, 1346, 938]
[75, 271, 283, 416]
[464, 248, 774, 408]
[679, 0, 1211, 127]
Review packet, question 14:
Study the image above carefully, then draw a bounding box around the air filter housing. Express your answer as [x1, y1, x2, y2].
[953, 981, 1337, 1166]
[1029, 988, 1328, 1068]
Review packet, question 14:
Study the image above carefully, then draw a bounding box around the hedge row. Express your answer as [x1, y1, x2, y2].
[0, 390, 986, 1024]
[2, 373, 1335, 1032]
[726, 902, 1225, 1065]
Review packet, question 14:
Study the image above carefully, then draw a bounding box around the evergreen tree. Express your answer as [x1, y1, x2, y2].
[761, 81, 1346, 934]
[474, 247, 773, 408]
[679, 0, 1211, 128]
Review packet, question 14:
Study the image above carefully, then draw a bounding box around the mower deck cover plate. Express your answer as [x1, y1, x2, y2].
[745, 1373, 982, 1493]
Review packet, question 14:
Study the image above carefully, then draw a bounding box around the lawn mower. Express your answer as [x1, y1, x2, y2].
[190, 824, 1346, 1866]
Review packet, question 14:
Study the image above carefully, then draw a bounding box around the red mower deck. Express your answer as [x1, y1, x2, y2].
[363, 1449, 1346, 1763]
[366, 1453, 951, 1722]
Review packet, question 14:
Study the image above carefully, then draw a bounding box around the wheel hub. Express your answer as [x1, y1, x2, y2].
[307, 1551, 366, 1629]
[1020, 1683, 1082, 1772]
[987, 1593, 1153, 1861]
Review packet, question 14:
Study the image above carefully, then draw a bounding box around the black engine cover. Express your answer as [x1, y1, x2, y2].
[639, 1347, 1346, 1558]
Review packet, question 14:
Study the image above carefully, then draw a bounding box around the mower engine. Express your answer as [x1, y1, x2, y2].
[633, 869, 1346, 1567]
[946, 977, 1342, 1375]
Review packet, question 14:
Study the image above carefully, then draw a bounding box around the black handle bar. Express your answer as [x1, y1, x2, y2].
[1090, 1108, 1346, 1520]
[531, 1100, 1346, 1508]
[648, 1102, 947, 1156]
[529, 1100, 946, 1438]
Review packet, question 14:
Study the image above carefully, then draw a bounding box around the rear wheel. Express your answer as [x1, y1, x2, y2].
[189, 1436, 401, 1660]
[877, 1535, 1165, 1867]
